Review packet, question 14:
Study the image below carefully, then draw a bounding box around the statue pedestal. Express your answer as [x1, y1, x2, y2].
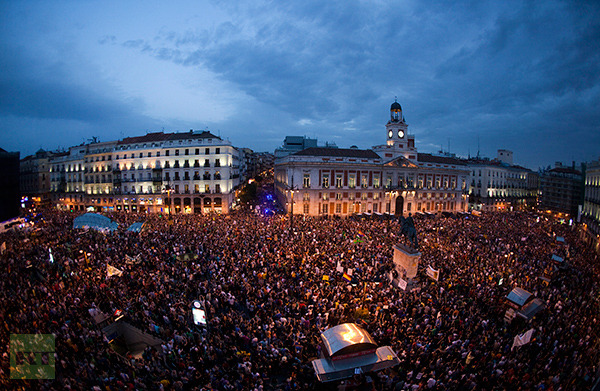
[392, 243, 421, 280]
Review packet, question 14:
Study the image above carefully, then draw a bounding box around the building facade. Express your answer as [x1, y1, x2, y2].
[466, 152, 539, 212]
[540, 162, 584, 217]
[274, 101, 470, 217]
[49, 130, 241, 214]
[20, 149, 52, 207]
[581, 158, 600, 253]
[0, 148, 20, 222]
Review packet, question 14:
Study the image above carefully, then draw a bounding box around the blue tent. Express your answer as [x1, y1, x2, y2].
[127, 222, 145, 232]
[73, 213, 118, 232]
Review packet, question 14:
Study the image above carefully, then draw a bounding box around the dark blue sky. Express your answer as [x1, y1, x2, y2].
[1, 1, 599, 169]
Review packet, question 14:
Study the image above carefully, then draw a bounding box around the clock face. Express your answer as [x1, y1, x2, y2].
[388, 130, 393, 138]
[398, 130, 405, 138]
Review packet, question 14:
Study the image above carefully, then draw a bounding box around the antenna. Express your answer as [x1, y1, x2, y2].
[477, 136, 480, 159]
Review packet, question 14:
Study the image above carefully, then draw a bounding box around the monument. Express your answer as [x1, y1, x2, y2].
[390, 214, 421, 289]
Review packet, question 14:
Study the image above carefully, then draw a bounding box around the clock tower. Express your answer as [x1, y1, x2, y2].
[373, 99, 417, 161]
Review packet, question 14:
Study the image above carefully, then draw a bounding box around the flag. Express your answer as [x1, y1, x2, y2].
[511, 328, 534, 350]
[346, 268, 353, 276]
[107, 264, 123, 277]
[49, 248, 54, 264]
[0, 242, 6, 254]
[426, 265, 439, 281]
[322, 275, 329, 282]
[336, 262, 344, 273]
[342, 273, 352, 282]
[358, 231, 365, 237]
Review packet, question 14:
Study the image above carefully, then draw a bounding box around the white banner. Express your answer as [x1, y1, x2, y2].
[426, 265, 439, 281]
[511, 328, 534, 350]
[398, 278, 408, 290]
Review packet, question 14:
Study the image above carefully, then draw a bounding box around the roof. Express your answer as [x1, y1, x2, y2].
[312, 346, 399, 382]
[73, 213, 118, 231]
[418, 153, 466, 166]
[118, 130, 220, 145]
[320, 323, 378, 358]
[517, 298, 545, 320]
[293, 147, 381, 159]
[506, 287, 533, 307]
[548, 167, 581, 175]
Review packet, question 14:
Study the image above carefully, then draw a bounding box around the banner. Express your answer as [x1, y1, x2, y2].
[398, 278, 408, 290]
[511, 328, 534, 350]
[107, 264, 123, 277]
[426, 265, 439, 281]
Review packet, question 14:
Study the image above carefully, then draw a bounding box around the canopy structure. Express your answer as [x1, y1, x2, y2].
[127, 222, 146, 232]
[73, 213, 118, 232]
[312, 323, 399, 382]
[517, 298, 545, 320]
[506, 287, 533, 308]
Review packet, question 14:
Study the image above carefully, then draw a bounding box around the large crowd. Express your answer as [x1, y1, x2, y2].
[1, 208, 599, 390]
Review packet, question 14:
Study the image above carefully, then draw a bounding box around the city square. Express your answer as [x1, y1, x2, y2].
[1, 205, 599, 390]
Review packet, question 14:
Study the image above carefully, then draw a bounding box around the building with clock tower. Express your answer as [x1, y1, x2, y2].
[373, 99, 417, 161]
[274, 99, 471, 217]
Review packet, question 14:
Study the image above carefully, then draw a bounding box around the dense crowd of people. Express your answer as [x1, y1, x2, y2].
[1, 208, 599, 390]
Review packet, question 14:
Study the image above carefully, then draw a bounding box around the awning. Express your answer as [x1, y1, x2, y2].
[517, 298, 545, 320]
[506, 287, 532, 307]
[312, 346, 399, 382]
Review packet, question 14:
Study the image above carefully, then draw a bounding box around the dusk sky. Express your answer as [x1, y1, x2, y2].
[1, 1, 599, 170]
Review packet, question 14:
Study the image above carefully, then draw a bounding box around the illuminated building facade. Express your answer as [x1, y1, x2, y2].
[49, 130, 241, 214]
[274, 101, 470, 217]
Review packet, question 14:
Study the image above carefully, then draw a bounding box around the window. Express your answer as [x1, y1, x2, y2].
[335, 174, 343, 188]
[322, 174, 329, 188]
[215, 184, 221, 193]
[204, 159, 210, 167]
[205, 184, 210, 193]
[361, 193, 367, 200]
[205, 148, 210, 154]
[174, 172, 180, 180]
[148, 152, 152, 157]
[215, 159, 221, 167]
[195, 148, 199, 155]
[184, 172, 190, 180]
[322, 192, 329, 200]
[321, 203, 328, 214]
[175, 149, 179, 156]
[373, 176, 380, 188]
[215, 148, 220, 154]
[349, 174, 356, 188]
[303, 204, 310, 214]
[116, 155, 119, 160]
[303, 193, 310, 201]
[184, 184, 189, 193]
[166, 150, 170, 156]
[303, 174, 311, 188]
[335, 203, 342, 214]
[174, 185, 179, 193]
[194, 184, 199, 193]
[336, 193, 342, 200]
[157, 151, 161, 157]
[361, 174, 368, 188]
[185, 149, 189, 155]
[139, 153, 143, 158]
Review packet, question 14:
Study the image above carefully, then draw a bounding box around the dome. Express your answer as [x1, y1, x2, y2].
[390, 101, 402, 111]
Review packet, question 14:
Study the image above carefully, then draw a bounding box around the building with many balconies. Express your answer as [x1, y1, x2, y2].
[49, 130, 241, 214]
